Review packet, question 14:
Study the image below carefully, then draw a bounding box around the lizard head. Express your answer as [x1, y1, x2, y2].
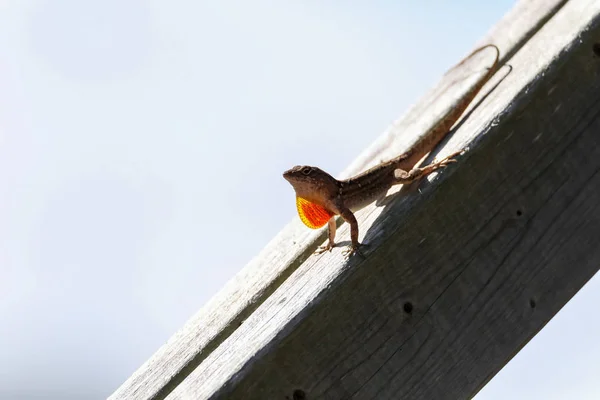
[283, 165, 338, 200]
[283, 165, 338, 229]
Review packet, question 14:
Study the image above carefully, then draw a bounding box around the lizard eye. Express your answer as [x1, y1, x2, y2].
[301, 167, 312, 175]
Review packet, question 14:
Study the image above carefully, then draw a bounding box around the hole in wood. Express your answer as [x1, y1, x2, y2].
[593, 43, 600, 57]
[529, 298, 536, 309]
[403, 302, 413, 314]
[293, 389, 307, 400]
[516, 209, 523, 217]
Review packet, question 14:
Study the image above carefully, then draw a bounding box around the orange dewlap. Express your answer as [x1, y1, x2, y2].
[296, 196, 333, 229]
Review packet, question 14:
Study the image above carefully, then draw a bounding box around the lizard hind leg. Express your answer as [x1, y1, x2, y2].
[394, 150, 463, 185]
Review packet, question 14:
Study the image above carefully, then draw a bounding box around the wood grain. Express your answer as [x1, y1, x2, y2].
[108, 0, 578, 399]
[163, 0, 600, 398]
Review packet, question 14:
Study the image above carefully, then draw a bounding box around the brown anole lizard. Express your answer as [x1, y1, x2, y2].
[283, 44, 499, 257]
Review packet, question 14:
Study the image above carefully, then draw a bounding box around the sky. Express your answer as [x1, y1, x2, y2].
[1, 1, 599, 399]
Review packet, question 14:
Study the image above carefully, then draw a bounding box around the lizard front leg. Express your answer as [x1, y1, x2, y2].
[338, 207, 366, 258]
[315, 217, 337, 254]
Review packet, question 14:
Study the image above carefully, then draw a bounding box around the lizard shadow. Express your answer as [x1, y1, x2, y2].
[351, 63, 514, 254]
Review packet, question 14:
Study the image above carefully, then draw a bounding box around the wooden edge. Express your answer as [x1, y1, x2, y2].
[165, 0, 600, 398]
[108, 1, 569, 399]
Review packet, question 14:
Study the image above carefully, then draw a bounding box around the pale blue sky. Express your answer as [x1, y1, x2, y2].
[1, 1, 599, 399]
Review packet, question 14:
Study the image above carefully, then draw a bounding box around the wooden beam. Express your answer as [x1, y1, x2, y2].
[109, 0, 600, 399]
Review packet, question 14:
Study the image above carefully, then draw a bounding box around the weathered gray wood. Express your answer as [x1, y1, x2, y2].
[161, 0, 600, 398]
[108, 1, 576, 399]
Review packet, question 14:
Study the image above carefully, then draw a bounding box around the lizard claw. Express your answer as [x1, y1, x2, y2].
[342, 243, 368, 259]
[434, 150, 463, 165]
[431, 150, 464, 170]
[315, 241, 335, 254]
[440, 158, 457, 167]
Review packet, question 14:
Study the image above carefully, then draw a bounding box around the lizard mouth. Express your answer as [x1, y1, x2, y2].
[282, 166, 301, 181]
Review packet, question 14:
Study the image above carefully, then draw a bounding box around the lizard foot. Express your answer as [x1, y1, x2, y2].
[342, 243, 368, 259]
[434, 149, 464, 167]
[423, 149, 465, 175]
[315, 241, 335, 254]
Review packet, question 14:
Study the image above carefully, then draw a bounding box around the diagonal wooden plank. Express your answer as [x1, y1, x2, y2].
[108, 1, 570, 399]
[164, 0, 600, 398]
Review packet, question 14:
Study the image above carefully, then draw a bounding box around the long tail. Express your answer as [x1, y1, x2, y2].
[394, 44, 500, 170]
